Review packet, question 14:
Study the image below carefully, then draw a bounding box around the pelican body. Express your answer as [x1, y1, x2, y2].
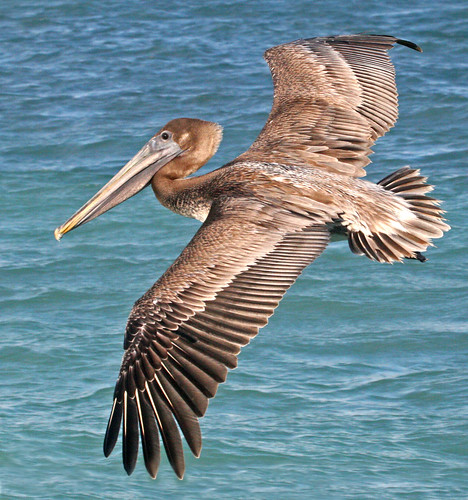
[55, 34, 449, 479]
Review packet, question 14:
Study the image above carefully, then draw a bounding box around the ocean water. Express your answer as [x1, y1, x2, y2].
[1, 1, 467, 498]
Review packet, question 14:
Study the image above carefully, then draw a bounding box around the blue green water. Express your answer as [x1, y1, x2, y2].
[1, 1, 467, 498]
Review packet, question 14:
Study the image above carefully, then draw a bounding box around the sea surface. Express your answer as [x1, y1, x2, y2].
[1, 1, 467, 498]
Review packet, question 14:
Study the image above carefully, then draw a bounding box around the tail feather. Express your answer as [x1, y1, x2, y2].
[348, 167, 450, 263]
[378, 168, 431, 194]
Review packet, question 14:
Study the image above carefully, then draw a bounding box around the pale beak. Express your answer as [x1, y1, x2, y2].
[54, 137, 182, 240]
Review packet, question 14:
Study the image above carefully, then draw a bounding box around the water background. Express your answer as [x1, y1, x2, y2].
[1, 1, 467, 498]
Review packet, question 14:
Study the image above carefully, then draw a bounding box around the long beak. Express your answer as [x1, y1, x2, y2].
[54, 138, 182, 240]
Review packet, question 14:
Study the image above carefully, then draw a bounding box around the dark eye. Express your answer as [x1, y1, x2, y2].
[161, 131, 170, 140]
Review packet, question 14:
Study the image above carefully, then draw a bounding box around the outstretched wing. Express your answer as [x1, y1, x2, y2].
[234, 34, 421, 177]
[103, 197, 333, 479]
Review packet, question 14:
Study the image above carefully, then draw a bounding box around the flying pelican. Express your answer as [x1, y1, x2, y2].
[55, 34, 450, 479]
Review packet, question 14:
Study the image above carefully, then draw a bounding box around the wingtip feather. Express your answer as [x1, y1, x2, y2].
[103, 398, 122, 457]
[396, 38, 422, 52]
[122, 391, 139, 476]
[136, 390, 162, 479]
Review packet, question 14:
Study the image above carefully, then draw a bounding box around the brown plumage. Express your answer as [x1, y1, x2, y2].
[54, 34, 449, 479]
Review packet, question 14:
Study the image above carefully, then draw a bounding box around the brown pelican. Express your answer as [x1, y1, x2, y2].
[54, 34, 450, 479]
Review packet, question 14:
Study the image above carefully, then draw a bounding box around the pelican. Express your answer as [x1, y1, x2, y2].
[55, 34, 450, 479]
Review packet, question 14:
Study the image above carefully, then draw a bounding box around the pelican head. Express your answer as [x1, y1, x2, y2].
[54, 118, 222, 240]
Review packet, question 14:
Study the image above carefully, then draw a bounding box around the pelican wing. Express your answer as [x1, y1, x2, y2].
[235, 34, 421, 177]
[103, 196, 332, 478]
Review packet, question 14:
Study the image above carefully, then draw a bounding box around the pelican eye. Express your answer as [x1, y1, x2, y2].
[161, 131, 170, 141]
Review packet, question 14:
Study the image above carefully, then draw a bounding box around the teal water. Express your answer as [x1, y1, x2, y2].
[1, 1, 467, 498]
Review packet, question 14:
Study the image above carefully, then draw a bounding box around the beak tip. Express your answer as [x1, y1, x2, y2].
[54, 227, 63, 241]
